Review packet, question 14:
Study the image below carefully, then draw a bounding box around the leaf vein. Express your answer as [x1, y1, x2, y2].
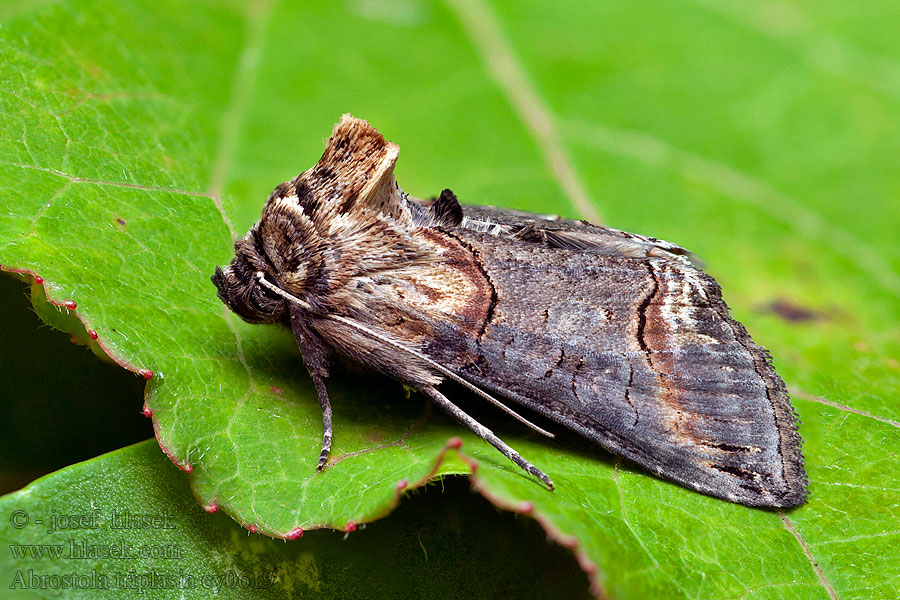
[207, 0, 275, 241]
[445, 0, 601, 223]
[790, 388, 900, 430]
[5, 162, 215, 197]
[780, 512, 839, 600]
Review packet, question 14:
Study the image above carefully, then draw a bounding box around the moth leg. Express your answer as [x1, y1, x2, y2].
[310, 371, 333, 470]
[290, 307, 333, 471]
[421, 385, 555, 490]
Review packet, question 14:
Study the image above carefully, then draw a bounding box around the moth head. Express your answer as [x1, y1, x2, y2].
[212, 228, 291, 325]
[213, 114, 409, 325]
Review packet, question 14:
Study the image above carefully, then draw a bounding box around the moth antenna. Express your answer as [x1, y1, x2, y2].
[327, 313, 555, 438]
[421, 385, 554, 490]
[256, 272, 315, 311]
[256, 272, 556, 439]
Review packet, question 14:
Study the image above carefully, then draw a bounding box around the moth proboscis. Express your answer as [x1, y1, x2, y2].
[213, 115, 807, 508]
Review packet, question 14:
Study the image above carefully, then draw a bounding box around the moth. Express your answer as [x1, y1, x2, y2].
[213, 115, 807, 508]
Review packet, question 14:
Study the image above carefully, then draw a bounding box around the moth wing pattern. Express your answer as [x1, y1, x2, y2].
[418, 225, 806, 507]
[404, 188, 804, 506]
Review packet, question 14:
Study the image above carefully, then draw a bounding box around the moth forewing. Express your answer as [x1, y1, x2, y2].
[212, 114, 807, 508]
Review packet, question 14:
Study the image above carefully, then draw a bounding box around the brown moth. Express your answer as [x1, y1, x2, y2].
[213, 115, 807, 508]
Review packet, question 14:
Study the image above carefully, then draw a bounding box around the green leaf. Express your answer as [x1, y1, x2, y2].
[2, 1, 898, 598]
[0, 440, 592, 599]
